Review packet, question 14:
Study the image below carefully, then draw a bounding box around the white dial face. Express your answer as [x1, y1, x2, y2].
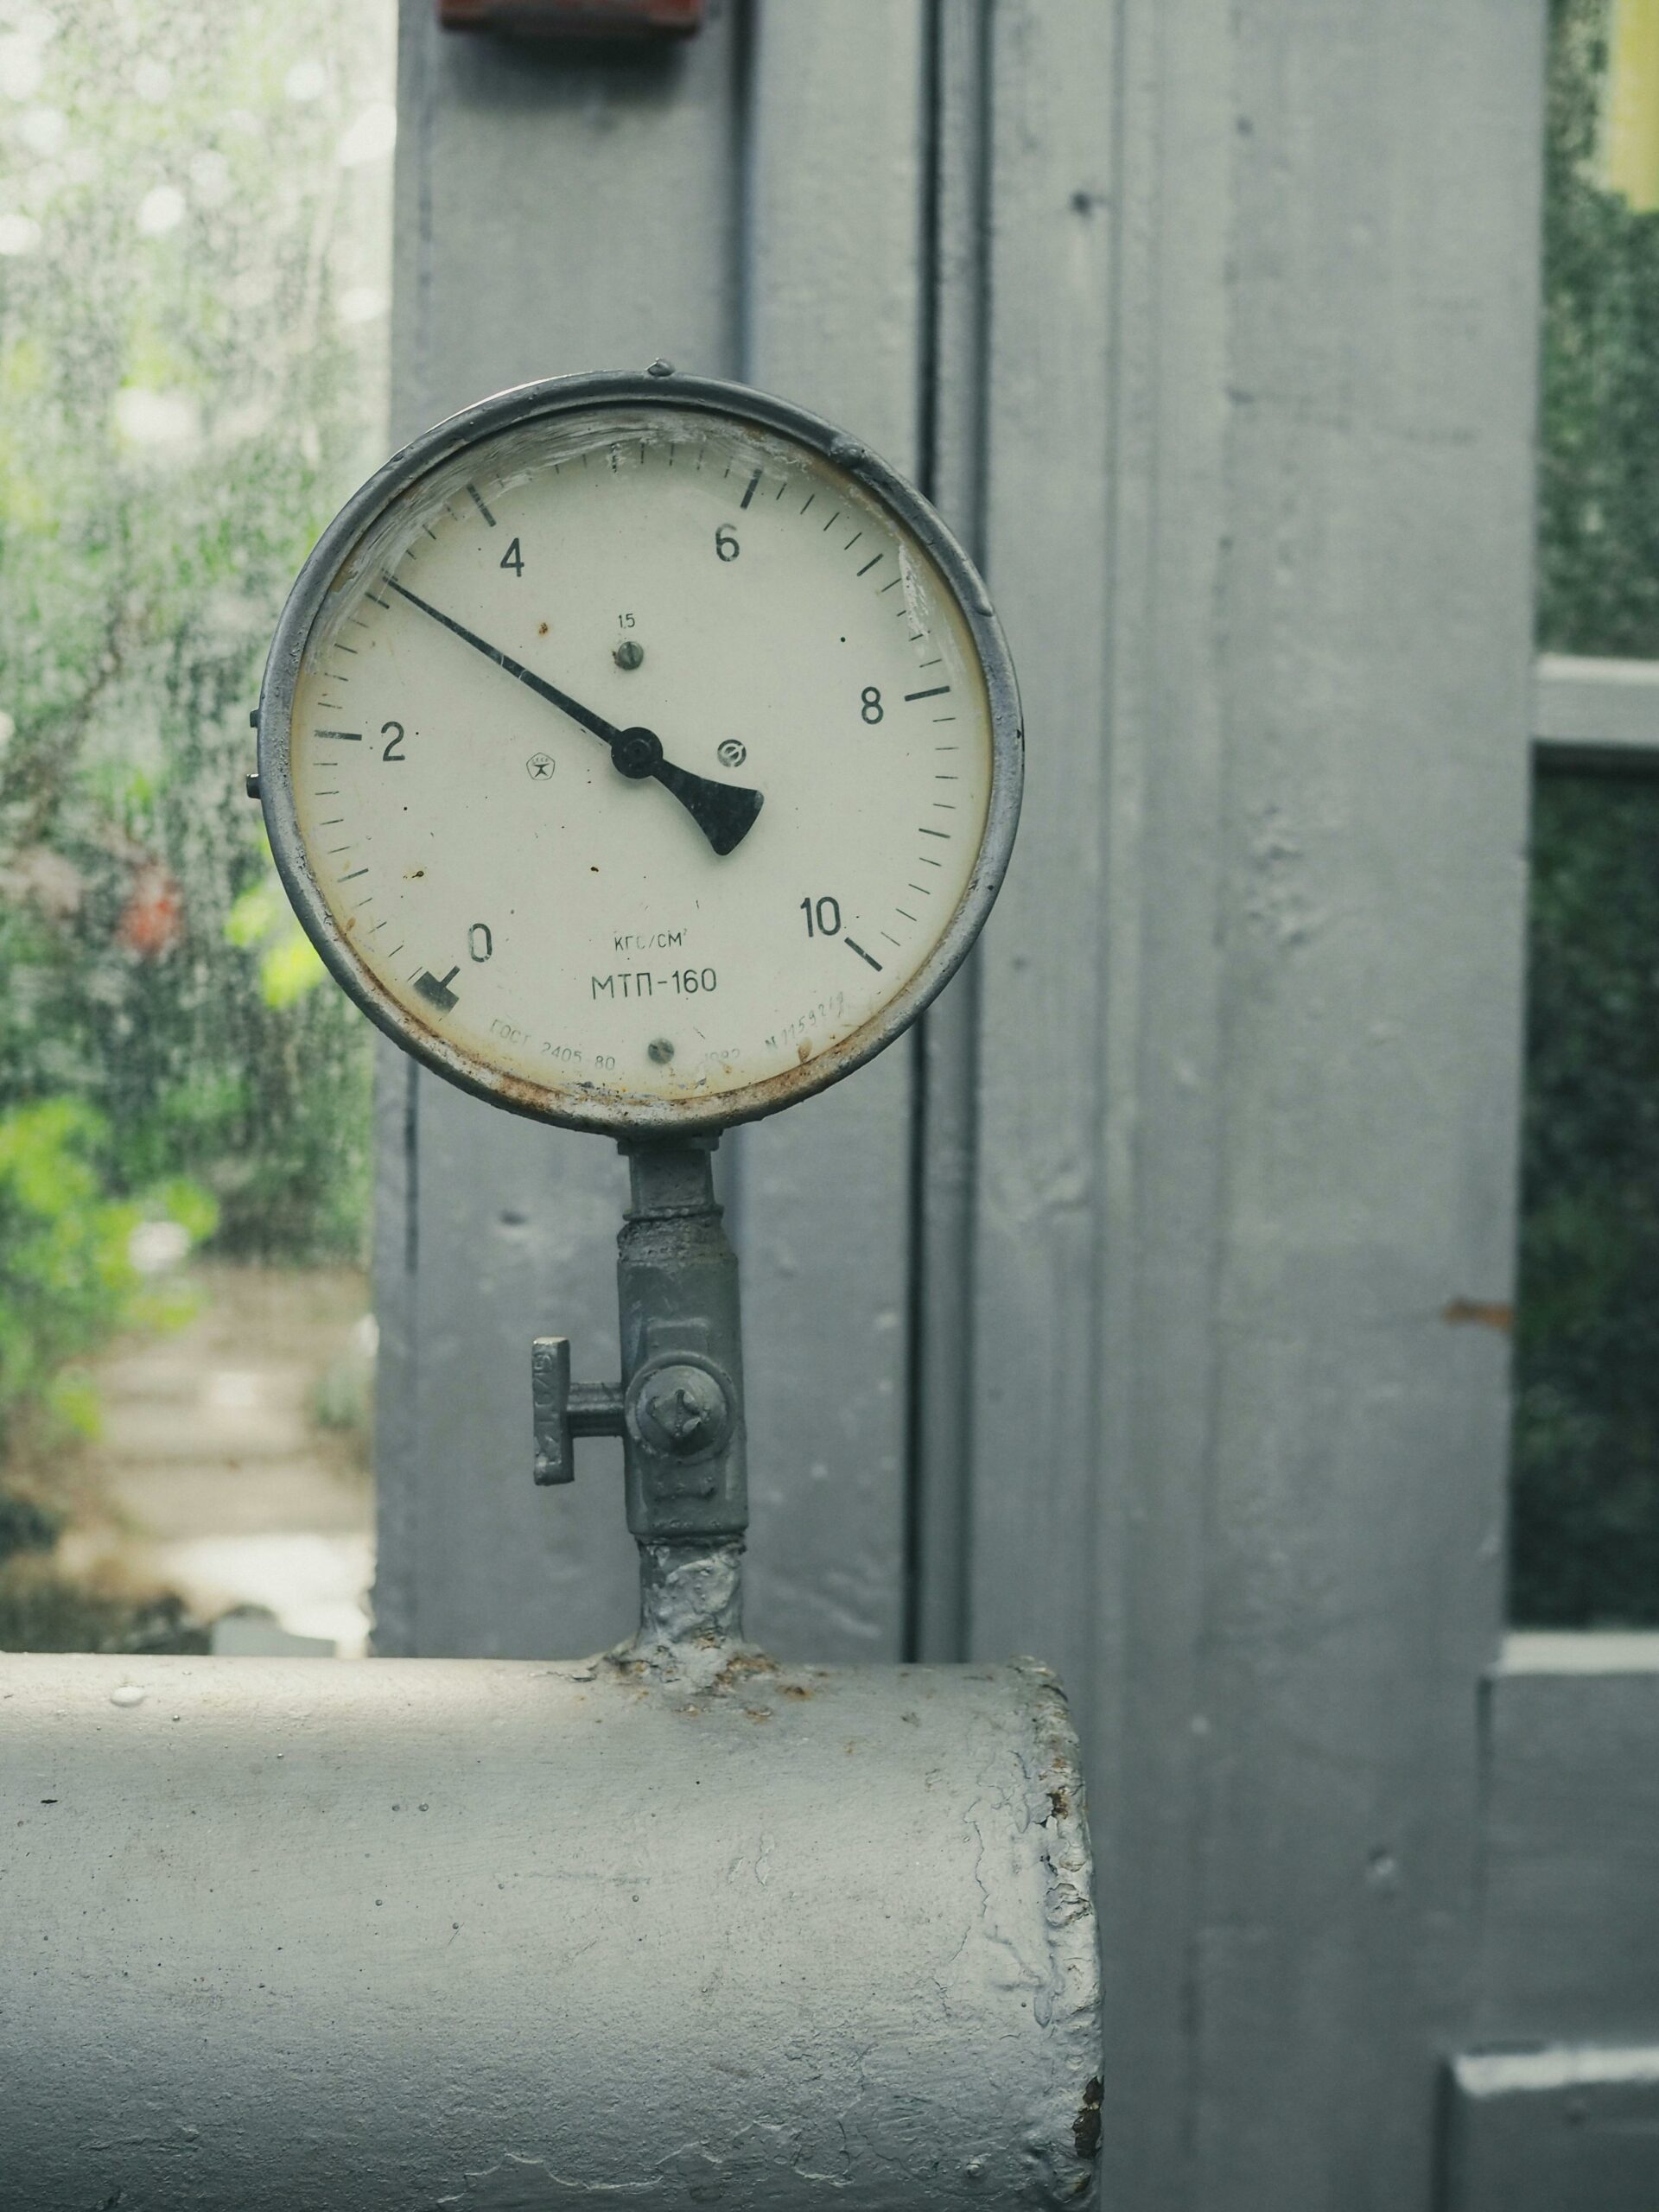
[283, 401, 998, 1121]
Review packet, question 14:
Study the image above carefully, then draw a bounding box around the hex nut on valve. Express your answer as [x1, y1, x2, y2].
[632, 1361, 730, 1459]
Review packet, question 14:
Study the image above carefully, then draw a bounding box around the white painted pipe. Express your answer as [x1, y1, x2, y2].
[1, 1646, 1100, 2208]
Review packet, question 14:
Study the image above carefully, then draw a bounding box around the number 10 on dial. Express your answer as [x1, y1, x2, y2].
[257, 367, 1021, 1135]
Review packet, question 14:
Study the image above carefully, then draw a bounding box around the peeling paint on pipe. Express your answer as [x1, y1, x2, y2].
[0, 1647, 1100, 2208]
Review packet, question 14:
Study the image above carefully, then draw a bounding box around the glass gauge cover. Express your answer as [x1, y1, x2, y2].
[258, 368, 1021, 1134]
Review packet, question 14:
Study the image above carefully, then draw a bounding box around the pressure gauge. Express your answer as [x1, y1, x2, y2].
[257, 367, 1020, 1134]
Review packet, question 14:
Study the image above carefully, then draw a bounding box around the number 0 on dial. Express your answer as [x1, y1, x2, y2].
[257, 368, 1021, 1134]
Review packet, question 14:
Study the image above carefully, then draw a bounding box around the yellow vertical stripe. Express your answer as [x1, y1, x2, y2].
[1605, 0, 1659, 210]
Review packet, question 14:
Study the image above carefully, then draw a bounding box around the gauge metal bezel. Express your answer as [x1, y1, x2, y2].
[257, 366, 1022, 1135]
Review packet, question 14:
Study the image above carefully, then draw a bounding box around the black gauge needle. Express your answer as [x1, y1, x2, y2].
[384, 577, 764, 856]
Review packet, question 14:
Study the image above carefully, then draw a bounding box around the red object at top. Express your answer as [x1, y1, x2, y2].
[438, 0, 703, 35]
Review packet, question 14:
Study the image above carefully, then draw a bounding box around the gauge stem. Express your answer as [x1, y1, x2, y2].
[531, 1135, 749, 1649]
[617, 1135, 748, 1651]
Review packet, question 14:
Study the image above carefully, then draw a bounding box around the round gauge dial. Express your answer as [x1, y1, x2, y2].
[258, 369, 1020, 1133]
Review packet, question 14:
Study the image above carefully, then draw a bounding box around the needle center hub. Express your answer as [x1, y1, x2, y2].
[613, 726, 664, 780]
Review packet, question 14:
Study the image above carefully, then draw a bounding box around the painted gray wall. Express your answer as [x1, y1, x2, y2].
[372, 5, 1659, 2208]
[961, 7, 1541, 2206]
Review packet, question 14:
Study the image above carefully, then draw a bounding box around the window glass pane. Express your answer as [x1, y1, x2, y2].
[0, 2, 393, 1655]
[1513, 772, 1659, 1626]
[1512, 1, 1659, 1625]
[1539, 0, 1659, 658]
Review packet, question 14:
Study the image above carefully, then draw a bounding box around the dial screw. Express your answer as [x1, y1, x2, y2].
[613, 639, 645, 671]
[647, 1038, 674, 1065]
[645, 358, 675, 378]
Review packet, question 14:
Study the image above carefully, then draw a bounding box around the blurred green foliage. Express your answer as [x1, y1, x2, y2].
[1513, 0, 1659, 1623]
[0, 1097, 213, 1463]
[0, 1, 390, 1267]
[0, 1091, 217, 1646]
[0, 5, 390, 1648]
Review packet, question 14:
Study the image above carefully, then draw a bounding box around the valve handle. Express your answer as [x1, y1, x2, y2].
[531, 1337, 625, 1485]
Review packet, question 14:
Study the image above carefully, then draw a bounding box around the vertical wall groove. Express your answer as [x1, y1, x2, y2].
[901, 0, 946, 1665]
[908, 0, 993, 1663]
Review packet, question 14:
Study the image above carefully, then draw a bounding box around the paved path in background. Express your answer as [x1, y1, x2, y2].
[61, 1264, 374, 1655]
